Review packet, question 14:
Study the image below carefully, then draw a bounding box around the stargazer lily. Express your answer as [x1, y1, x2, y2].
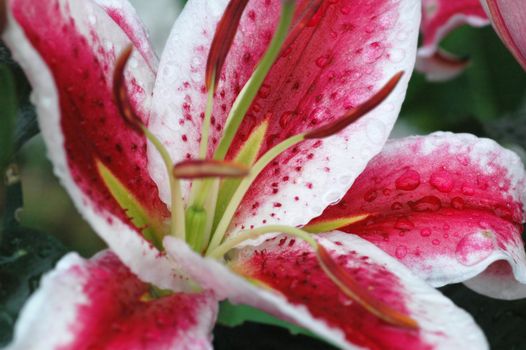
[3, 0, 526, 349]
[416, 0, 526, 80]
[416, 0, 489, 81]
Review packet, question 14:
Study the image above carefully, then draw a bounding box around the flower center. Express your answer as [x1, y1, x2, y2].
[112, 0, 415, 329]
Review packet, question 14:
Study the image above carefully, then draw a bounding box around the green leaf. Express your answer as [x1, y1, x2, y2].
[0, 64, 17, 170]
[216, 301, 337, 346]
[0, 226, 68, 346]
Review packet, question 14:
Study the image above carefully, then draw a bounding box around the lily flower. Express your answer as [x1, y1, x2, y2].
[416, 0, 526, 81]
[2, 0, 525, 349]
[416, 0, 489, 81]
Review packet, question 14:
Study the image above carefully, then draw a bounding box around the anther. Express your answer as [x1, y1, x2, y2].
[305, 71, 404, 139]
[206, 0, 250, 92]
[173, 160, 249, 179]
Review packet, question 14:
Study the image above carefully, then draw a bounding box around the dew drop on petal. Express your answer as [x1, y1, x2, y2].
[451, 197, 465, 209]
[420, 228, 432, 237]
[455, 231, 495, 266]
[394, 217, 414, 231]
[395, 245, 408, 259]
[408, 196, 441, 212]
[430, 169, 454, 193]
[395, 169, 420, 191]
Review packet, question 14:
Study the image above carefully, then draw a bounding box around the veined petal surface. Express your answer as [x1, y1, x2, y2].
[3, 0, 183, 290]
[165, 234, 488, 350]
[7, 251, 217, 350]
[312, 132, 526, 296]
[150, 0, 420, 231]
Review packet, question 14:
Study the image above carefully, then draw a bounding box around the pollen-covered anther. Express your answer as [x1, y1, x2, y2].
[113, 44, 143, 129]
[317, 245, 419, 329]
[305, 71, 404, 139]
[205, 0, 249, 91]
[173, 160, 249, 179]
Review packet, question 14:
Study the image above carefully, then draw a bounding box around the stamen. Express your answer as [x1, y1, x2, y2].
[317, 246, 419, 329]
[207, 134, 304, 252]
[207, 72, 403, 252]
[303, 214, 369, 233]
[207, 225, 419, 329]
[113, 45, 142, 129]
[305, 71, 404, 139]
[205, 0, 250, 91]
[113, 45, 186, 240]
[199, 78, 215, 159]
[173, 160, 249, 179]
[213, 0, 297, 161]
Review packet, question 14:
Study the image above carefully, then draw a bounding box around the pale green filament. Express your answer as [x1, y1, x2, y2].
[199, 76, 216, 159]
[213, 1, 296, 161]
[207, 133, 305, 253]
[207, 225, 317, 259]
[142, 126, 186, 240]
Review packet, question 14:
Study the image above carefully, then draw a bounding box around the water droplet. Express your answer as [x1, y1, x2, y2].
[391, 202, 403, 210]
[432, 239, 440, 246]
[364, 189, 377, 202]
[461, 184, 475, 196]
[395, 245, 408, 259]
[430, 170, 454, 193]
[455, 231, 495, 266]
[388, 48, 405, 63]
[366, 119, 386, 144]
[395, 169, 420, 191]
[315, 54, 331, 68]
[408, 196, 441, 212]
[258, 84, 271, 98]
[451, 197, 465, 209]
[394, 217, 414, 231]
[420, 228, 432, 237]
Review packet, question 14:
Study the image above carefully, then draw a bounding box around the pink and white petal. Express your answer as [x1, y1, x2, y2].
[164, 234, 488, 350]
[312, 132, 526, 293]
[150, 0, 421, 230]
[480, 0, 526, 71]
[417, 0, 488, 80]
[94, 0, 159, 69]
[464, 261, 526, 300]
[7, 251, 217, 350]
[419, 0, 489, 57]
[415, 49, 470, 82]
[2, 0, 184, 290]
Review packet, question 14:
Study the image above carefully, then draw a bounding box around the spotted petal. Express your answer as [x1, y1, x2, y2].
[150, 0, 420, 231]
[7, 251, 217, 350]
[311, 132, 526, 298]
[165, 234, 488, 349]
[480, 0, 526, 71]
[417, 0, 489, 81]
[2, 0, 185, 290]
